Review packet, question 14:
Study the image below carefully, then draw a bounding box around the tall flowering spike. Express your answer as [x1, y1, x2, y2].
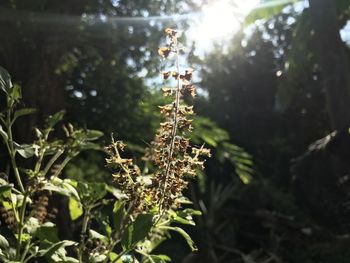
[107, 28, 210, 218]
[145, 28, 211, 212]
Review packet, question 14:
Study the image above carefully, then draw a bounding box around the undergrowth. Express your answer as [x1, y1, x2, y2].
[0, 28, 209, 263]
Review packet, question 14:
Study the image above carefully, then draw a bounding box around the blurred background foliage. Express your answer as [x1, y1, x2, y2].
[2, 0, 350, 262]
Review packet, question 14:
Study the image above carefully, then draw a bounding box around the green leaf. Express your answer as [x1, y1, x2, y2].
[182, 208, 202, 216]
[120, 255, 134, 263]
[89, 254, 107, 263]
[85, 130, 104, 141]
[122, 213, 153, 249]
[109, 252, 130, 263]
[43, 183, 72, 197]
[38, 240, 76, 257]
[43, 178, 80, 200]
[36, 222, 60, 243]
[2, 201, 12, 210]
[46, 110, 66, 129]
[108, 254, 132, 263]
[147, 255, 171, 263]
[13, 108, 37, 122]
[0, 234, 9, 250]
[220, 142, 255, 184]
[77, 142, 102, 151]
[176, 196, 193, 205]
[8, 84, 21, 102]
[108, 252, 118, 262]
[160, 226, 197, 251]
[173, 209, 202, 226]
[106, 185, 128, 200]
[25, 217, 40, 235]
[201, 134, 217, 147]
[0, 125, 8, 141]
[0, 184, 12, 199]
[244, 0, 300, 25]
[68, 197, 83, 220]
[77, 182, 107, 206]
[113, 200, 125, 231]
[16, 233, 31, 243]
[89, 230, 107, 242]
[0, 66, 12, 93]
[63, 257, 80, 263]
[172, 216, 194, 226]
[191, 116, 229, 147]
[14, 143, 36, 158]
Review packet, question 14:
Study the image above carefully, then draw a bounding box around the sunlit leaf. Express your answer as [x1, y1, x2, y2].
[0, 184, 12, 199]
[0, 125, 8, 141]
[159, 226, 197, 251]
[14, 143, 36, 158]
[108, 252, 118, 262]
[43, 178, 80, 200]
[89, 230, 107, 242]
[147, 254, 171, 263]
[244, 0, 300, 25]
[68, 197, 83, 220]
[25, 217, 40, 235]
[38, 240, 76, 257]
[89, 253, 107, 263]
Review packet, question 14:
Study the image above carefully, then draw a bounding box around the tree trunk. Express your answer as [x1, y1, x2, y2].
[309, 0, 350, 130]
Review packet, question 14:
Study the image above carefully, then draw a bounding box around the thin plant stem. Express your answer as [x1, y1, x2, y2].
[6, 111, 25, 193]
[42, 149, 64, 177]
[16, 193, 29, 259]
[4, 107, 29, 260]
[136, 249, 156, 263]
[51, 155, 72, 178]
[111, 137, 134, 183]
[111, 247, 134, 263]
[20, 240, 35, 262]
[102, 201, 136, 263]
[158, 36, 182, 213]
[78, 206, 91, 263]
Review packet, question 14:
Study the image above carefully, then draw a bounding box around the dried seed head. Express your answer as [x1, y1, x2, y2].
[161, 71, 171, 80]
[108, 28, 210, 217]
[161, 87, 173, 97]
[165, 28, 177, 37]
[158, 47, 171, 58]
[181, 85, 196, 98]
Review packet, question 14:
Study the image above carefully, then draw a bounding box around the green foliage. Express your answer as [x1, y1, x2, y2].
[0, 27, 205, 262]
[113, 200, 125, 231]
[77, 182, 107, 207]
[0, 0, 201, 148]
[245, 0, 300, 25]
[122, 214, 154, 249]
[191, 1, 350, 262]
[191, 116, 255, 184]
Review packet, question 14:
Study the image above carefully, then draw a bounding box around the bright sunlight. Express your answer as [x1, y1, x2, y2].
[189, 0, 259, 52]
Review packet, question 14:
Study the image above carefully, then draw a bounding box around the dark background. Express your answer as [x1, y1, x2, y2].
[2, 0, 350, 262]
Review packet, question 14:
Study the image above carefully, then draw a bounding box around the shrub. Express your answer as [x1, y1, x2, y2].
[0, 28, 209, 263]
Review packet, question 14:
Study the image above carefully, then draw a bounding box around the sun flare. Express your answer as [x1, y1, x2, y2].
[189, 0, 259, 52]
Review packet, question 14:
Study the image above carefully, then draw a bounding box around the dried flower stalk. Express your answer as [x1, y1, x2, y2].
[107, 28, 210, 218]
